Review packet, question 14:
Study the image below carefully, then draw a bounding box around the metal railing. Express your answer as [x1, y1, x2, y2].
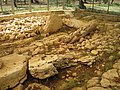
[0, 0, 120, 15]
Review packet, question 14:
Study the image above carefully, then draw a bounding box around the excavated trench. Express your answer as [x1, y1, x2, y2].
[0, 11, 120, 90]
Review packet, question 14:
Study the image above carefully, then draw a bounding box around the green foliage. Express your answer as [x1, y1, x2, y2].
[66, 80, 78, 90]
[112, 3, 120, 6]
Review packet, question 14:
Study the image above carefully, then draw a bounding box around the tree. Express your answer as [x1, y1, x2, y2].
[103, 0, 108, 4]
[111, 0, 114, 4]
[103, 0, 114, 4]
[14, 0, 17, 7]
[79, 0, 86, 9]
[84, 0, 88, 3]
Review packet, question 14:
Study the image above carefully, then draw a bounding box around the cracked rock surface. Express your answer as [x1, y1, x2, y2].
[0, 53, 27, 90]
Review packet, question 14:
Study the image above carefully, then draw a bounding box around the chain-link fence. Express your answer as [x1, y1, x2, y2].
[0, 0, 120, 15]
[83, 0, 120, 14]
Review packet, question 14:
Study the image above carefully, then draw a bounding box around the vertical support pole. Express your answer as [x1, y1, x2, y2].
[56, 0, 58, 7]
[11, 0, 15, 14]
[2, 0, 4, 4]
[0, 0, 3, 13]
[73, 0, 76, 10]
[107, 0, 110, 14]
[99, 0, 101, 6]
[47, 0, 49, 11]
[63, 0, 65, 10]
[29, 0, 32, 12]
[92, 0, 94, 11]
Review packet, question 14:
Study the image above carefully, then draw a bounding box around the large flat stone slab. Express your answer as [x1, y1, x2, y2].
[43, 14, 63, 34]
[29, 55, 58, 79]
[0, 53, 27, 90]
[29, 54, 74, 79]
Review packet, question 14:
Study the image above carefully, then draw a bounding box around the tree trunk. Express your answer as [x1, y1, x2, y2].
[31, 0, 34, 3]
[103, 0, 108, 4]
[84, 0, 88, 3]
[79, 0, 86, 9]
[14, 0, 17, 7]
[111, 0, 114, 4]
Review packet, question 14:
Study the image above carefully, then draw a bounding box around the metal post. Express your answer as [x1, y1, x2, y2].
[0, 0, 3, 13]
[74, 0, 76, 10]
[56, 0, 58, 7]
[107, 0, 110, 13]
[63, 0, 65, 10]
[47, 0, 49, 11]
[29, 0, 32, 12]
[99, 0, 101, 6]
[92, 0, 94, 11]
[11, 0, 15, 14]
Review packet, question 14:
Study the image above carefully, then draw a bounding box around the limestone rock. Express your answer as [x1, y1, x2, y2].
[20, 74, 27, 84]
[0, 61, 3, 69]
[82, 15, 95, 20]
[70, 35, 80, 43]
[102, 69, 119, 80]
[118, 70, 120, 76]
[87, 77, 100, 88]
[14, 47, 30, 54]
[78, 56, 96, 65]
[52, 54, 74, 69]
[9, 35, 16, 41]
[56, 47, 66, 54]
[34, 42, 44, 47]
[43, 14, 63, 34]
[100, 78, 111, 87]
[67, 20, 98, 44]
[25, 83, 50, 90]
[101, 77, 117, 88]
[29, 54, 75, 79]
[39, 54, 74, 69]
[87, 87, 108, 90]
[80, 20, 98, 37]
[29, 57, 58, 79]
[32, 47, 40, 55]
[115, 23, 120, 28]
[72, 73, 77, 77]
[13, 84, 23, 90]
[0, 53, 27, 90]
[113, 60, 120, 70]
[91, 50, 99, 55]
[63, 19, 84, 29]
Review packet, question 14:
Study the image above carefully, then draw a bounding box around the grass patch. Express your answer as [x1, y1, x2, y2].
[66, 80, 78, 90]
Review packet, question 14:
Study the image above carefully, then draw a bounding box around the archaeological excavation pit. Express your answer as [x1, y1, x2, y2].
[0, 11, 120, 90]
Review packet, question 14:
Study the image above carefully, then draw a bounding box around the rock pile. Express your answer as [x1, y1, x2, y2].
[0, 14, 62, 42]
[0, 14, 120, 90]
[85, 59, 120, 90]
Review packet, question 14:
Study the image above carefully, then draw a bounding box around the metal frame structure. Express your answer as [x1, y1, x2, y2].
[0, 0, 119, 14]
